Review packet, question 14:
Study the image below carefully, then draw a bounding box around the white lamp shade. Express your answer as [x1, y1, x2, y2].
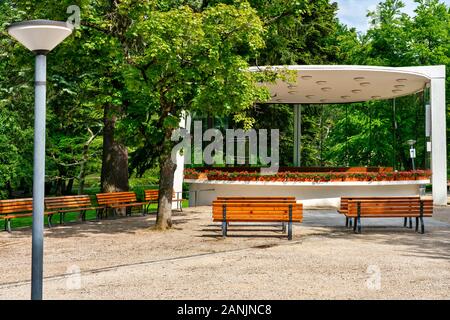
[8, 20, 73, 53]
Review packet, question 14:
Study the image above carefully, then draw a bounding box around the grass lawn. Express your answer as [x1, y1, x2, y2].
[0, 200, 189, 232]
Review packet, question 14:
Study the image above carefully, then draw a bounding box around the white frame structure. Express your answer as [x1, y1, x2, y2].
[175, 65, 447, 206]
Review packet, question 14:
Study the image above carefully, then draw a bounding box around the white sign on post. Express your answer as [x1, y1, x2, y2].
[410, 148, 416, 159]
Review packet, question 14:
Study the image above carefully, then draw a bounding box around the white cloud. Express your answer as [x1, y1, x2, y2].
[335, 0, 450, 33]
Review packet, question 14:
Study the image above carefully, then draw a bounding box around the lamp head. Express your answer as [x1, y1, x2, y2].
[407, 139, 416, 146]
[7, 20, 73, 54]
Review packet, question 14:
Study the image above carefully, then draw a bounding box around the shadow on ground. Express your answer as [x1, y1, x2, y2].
[0, 211, 196, 239]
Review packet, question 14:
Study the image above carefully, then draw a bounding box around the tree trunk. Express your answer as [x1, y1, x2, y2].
[78, 127, 100, 195]
[54, 177, 66, 196]
[101, 104, 129, 195]
[78, 155, 87, 195]
[155, 126, 177, 230]
[65, 178, 74, 195]
[5, 181, 13, 198]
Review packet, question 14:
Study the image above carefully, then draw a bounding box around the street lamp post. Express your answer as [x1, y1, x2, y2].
[7, 20, 73, 300]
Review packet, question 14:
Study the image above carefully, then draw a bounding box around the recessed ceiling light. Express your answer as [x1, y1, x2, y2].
[316, 81, 327, 85]
[396, 79, 408, 83]
[321, 87, 332, 92]
[352, 89, 362, 93]
[371, 95, 381, 99]
[301, 75, 312, 80]
[354, 77, 365, 82]
[341, 95, 350, 99]
[360, 82, 371, 87]
[392, 89, 403, 93]
[394, 84, 405, 88]
[306, 95, 315, 99]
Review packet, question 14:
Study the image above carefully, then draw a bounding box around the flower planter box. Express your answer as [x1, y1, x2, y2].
[185, 168, 431, 183]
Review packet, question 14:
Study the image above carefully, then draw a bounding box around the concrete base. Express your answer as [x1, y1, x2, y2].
[187, 180, 429, 209]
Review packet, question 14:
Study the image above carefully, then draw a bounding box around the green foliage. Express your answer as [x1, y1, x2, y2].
[322, 0, 449, 170]
[122, 2, 271, 175]
[1, 0, 449, 201]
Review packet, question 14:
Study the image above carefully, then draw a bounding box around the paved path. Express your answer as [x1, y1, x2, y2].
[0, 207, 449, 299]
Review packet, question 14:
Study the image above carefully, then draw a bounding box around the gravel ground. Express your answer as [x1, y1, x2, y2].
[0, 206, 449, 300]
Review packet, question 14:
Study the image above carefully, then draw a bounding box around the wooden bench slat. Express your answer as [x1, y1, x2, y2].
[216, 196, 295, 200]
[212, 197, 302, 240]
[339, 196, 422, 214]
[95, 192, 150, 216]
[346, 214, 432, 218]
[213, 218, 302, 222]
[342, 196, 433, 233]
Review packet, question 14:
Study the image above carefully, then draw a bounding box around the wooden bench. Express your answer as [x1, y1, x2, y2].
[339, 196, 422, 228]
[45, 195, 99, 223]
[216, 196, 296, 201]
[212, 197, 302, 240]
[344, 197, 433, 234]
[0, 198, 55, 232]
[96, 192, 148, 218]
[144, 189, 185, 212]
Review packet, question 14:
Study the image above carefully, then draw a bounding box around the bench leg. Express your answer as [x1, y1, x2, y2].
[420, 216, 425, 234]
[345, 217, 353, 228]
[415, 217, 419, 232]
[408, 217, 413, 229]
[222, 221, 227, 238]
[353, 217, 361, 234]
[80, 210, 86, 222]
[287, 221, 293, 240]
[6, 219, 11, 233]
[403, 217, 407, 227]
[282, 222, 286, 233]
[48, 215, 53, 228]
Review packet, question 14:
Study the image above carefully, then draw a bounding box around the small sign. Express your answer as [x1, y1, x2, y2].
[427, 142, 432, 152]
[410, 148, 416, 158]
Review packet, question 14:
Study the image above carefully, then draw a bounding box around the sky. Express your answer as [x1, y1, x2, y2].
[335, 0, 450, 33]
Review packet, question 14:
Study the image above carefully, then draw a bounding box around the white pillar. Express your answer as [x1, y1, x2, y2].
[430, 73, 447, 205]
[401, 65, 447, 206]
[172, 112, 191, 209]
[293, 104, 301, 166]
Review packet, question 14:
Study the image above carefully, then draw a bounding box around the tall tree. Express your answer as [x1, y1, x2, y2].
[120, 2, 269, 229]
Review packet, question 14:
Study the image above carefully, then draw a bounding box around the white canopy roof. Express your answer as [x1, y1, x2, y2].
[250, 65, 431, 104]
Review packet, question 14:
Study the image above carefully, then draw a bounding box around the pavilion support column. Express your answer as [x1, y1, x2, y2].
[430, 72, 447, 206]
[172, 112, 191, 209]
[293, 104, 301, 166]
